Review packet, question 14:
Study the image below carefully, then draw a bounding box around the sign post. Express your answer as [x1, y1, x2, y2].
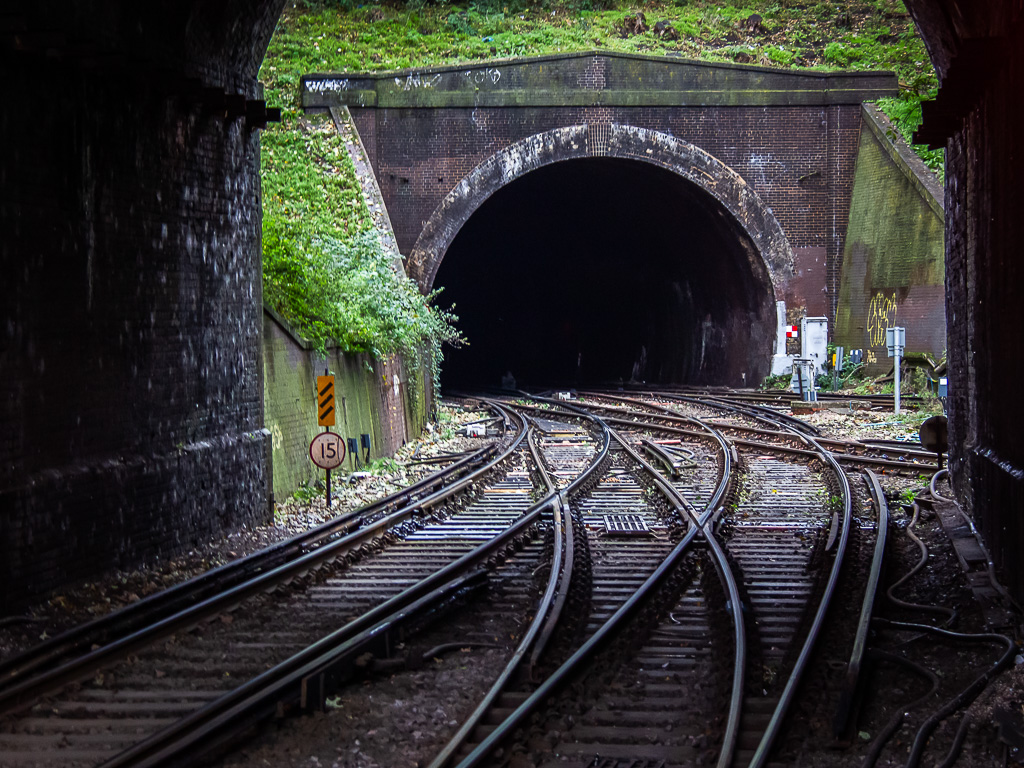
[312, 372, 340, 505]
[885, 327, 905, 414]
[310, 431, 345, 505]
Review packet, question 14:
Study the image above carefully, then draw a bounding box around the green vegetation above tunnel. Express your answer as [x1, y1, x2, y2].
[258, 0, 942, 367]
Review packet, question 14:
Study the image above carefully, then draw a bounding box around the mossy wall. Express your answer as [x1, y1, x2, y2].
[262, 307, 429, 502]
[834, 103, 945, 372]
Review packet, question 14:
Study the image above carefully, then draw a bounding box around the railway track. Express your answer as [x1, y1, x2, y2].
[576, 390, 943, 475]
[1, 390, 1003, 768]
[416, 391, 893, 768]
[425, 395, 738, 767]
[0, 400, 590, 767]
[640, 384, 926, 412]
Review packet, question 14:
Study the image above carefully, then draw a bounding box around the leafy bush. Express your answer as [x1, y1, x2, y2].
[445, 11, 476, 35]
[764, 45, 796, 65]
[823, 41, 862, 67]
[761, 373, 790, 391]
[876, 95, 944, 179]
[263, 220, 464, 384]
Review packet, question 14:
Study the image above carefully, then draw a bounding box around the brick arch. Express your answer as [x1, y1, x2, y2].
[408, 123, 795, 294]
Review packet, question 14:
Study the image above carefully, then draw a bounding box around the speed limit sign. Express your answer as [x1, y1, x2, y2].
[310, 432, 345, 470]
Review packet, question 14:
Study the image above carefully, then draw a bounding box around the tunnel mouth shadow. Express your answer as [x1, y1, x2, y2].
[434, 156, 777, 391]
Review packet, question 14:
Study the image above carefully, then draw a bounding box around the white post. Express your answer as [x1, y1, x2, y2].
[894, 350, 901, 414]
[886, 327, 906, 415]
[771, 301, 794, 377]
[775, 301, 788, 357]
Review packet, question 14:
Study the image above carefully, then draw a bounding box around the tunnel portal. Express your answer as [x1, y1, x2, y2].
[435, 157, 777, 390]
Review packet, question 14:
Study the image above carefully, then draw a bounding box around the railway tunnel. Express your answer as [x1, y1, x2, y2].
[434, 156, 776, 389]
[3, 0, 1024, 611]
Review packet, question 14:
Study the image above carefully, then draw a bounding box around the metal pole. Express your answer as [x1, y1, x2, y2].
[326, 421, 332, 508]
[894, 350, 901, 415]
[324, 367, 332, 507]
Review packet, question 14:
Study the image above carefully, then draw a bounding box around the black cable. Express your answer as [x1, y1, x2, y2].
[872, 619, 1017, 768]
[860, 648, 940, 768]
[885, 503, 956, 627]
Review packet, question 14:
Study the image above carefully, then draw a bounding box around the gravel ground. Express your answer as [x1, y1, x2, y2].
[220, 646, 510, 768]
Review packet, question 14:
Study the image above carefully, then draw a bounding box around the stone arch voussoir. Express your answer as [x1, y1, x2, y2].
[408, 123, 796, 294]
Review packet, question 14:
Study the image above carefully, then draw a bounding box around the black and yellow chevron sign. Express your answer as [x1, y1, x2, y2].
[317, 375, 336, 427]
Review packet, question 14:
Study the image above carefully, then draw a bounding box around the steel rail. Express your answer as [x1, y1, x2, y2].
[604, 419, 744, 768]
[727, 436, 938, 473]
[748, 425, 853, 767]
[627, 384, 925, 408]
[834, 470, 890, 738]
[525, 423, 575, 672]
[103, 569, 491, 768]
[105, 403, 594, 768]
[698, 421, 937, 464]
[451, 395, 738, 768]
[0, 442, 499, 690]
[861, 437, 925, 449]
[426, 412, 609, 768]
[587, 388, 820, 435]
[578, 388, 813, 436]
[580, 391, 937, 465]
[534, 399, 935, 474]
[666, 392, 823, 436]
[0, 403, 528, 715]
[640, 436, 683, 476]
[623, 391, 857, 766]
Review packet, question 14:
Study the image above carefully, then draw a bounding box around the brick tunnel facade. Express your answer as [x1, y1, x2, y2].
[2, 1, 1024, 608]
[412, 123, 793, 387]
[303, 54, 896, 387]
[306, 54, 896, 336]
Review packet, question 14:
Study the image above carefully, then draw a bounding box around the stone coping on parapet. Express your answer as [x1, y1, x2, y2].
[300, 50, 898, 111]
[861, 102, 945, 221]
[264, 302, 314, 351]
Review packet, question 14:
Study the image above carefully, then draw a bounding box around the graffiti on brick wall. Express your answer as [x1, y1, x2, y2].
[268, 422, 283, 451]
[305, 79, 351, 93]
[464, 68, 501, 85]
[395, 73, 443, 91]
[747, 152, 786, 188]
[866, 291, 898, 347]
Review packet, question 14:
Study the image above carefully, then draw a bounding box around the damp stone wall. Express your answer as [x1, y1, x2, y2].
[834, 103, 945, 373]
[904, 0, 1024, 600]
[262, 308, 430, 503]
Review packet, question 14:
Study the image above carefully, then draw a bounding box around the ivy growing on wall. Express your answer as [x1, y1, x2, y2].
[263, 218, 463, 384]
[258, 70, 462, 390]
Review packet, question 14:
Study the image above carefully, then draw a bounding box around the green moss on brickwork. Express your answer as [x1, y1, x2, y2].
[835, 108, 944, 370]
[263, 312, 427, 499]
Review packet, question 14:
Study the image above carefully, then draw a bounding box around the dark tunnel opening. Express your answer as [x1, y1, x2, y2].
[434, 157, 777, 391]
